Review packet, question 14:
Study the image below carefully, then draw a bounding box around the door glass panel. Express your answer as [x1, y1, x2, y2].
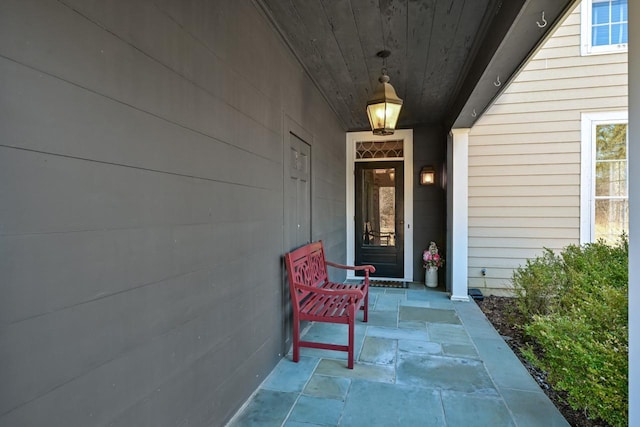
[361, 168, 396, 247]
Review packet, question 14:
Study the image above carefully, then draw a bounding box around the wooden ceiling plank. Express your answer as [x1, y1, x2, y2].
[257, 0, 577, 131]
[290, 0, 363, 126]
[432, 0, 491, 112]
[262, 0, 357, 127]
[349, 0, 387, 99]
[403, 0, 437, 125]
[319, 0, 373, 123]
[377, 0, 408, 100]
[417, 0, 466, 122]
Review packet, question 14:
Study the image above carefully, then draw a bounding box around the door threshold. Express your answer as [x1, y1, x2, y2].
[346, 277, 407, 283]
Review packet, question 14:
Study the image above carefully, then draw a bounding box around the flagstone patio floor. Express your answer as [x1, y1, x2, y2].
[227, 283, 569, 427]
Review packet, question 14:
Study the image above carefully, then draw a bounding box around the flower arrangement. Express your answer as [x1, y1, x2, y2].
[423, 241, 444, 269]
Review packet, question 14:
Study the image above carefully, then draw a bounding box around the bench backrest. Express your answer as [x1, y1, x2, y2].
[284, 241, 329, 309]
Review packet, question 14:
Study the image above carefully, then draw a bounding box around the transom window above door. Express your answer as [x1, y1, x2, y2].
[355, 140, 403, 159]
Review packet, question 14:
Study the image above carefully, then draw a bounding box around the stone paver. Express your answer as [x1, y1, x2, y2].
[303, 375, 351, 400]
[227, 285, 569, 427]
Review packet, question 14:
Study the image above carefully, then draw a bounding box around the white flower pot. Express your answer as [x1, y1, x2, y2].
[425, 267, 438, 288]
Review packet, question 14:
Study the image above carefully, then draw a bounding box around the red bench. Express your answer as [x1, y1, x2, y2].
[284, 241, 375, 369]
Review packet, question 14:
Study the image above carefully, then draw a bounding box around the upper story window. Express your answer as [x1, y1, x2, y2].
[581, 0, 628, 55]
[581, 112, 629, 245]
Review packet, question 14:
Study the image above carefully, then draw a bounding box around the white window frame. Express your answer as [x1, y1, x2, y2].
[580, 111, 628, 244]
[581, 0, 628, 56]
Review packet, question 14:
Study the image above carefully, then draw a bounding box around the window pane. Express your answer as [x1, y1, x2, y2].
[361, 168, 396, 247]
[591, 0, 627, 47]
[592, 119, 628, 244]
[596, 124, 627, 160]
[595, 199, 628, 244]
[378, 186, 396, 246]
[611, 0, 627, 21]
[611, 23, 628, 44]
[595, 160, 627, 197]
[592, 25, 609, 46]
[592, 1, 610, 24]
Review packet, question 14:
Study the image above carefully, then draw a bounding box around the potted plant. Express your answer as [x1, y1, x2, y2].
[423, 242, 444, 287]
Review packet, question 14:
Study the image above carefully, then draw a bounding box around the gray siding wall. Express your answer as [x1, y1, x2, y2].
[412, 126, 447, 282]
[0, 1, 345, 426]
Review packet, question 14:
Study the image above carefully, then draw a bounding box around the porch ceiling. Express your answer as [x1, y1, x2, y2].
[255, 0, 578, 131]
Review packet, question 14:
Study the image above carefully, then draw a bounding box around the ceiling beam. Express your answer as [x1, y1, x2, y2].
[448, 0, 580, 129]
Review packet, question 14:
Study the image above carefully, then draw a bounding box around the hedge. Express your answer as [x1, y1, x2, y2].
[512, 236, 628, 426]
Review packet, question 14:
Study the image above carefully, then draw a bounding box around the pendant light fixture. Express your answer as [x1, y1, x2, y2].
[366, 50, 403, 135]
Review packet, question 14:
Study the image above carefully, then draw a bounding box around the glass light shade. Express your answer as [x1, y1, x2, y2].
[366, 73, 403, 135]
[420, 166, 435, 185]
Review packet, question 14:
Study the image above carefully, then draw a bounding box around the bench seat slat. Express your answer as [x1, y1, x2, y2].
[302, 295, 351, 318]
[302, 296, 340, 317]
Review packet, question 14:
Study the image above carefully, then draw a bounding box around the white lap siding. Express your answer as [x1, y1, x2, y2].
[467, 4, 628, 295]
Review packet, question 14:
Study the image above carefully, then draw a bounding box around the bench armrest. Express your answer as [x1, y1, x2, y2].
[325, 260, 376, 274]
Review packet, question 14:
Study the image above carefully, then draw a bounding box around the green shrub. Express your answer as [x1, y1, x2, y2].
[512, 236, 628, 426]
[511, 248, 566, 319]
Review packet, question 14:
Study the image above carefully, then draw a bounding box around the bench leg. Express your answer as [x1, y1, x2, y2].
[363, 291, 369, 322]
[292, 317, 300, 363]
[348, 308, 355, 369]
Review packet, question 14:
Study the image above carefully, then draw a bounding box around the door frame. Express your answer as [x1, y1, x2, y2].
[346, 129, 414, 281]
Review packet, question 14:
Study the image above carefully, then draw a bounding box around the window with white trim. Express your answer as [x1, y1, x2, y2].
[581, 112, 628, 244]
[581, 0, 628, 55]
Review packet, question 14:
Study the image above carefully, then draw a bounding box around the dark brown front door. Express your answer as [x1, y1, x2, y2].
[355, 161, 404, 278]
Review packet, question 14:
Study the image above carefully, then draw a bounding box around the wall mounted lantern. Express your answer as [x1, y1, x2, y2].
[419, 166, 436, 185]
[366, 50, 403, 135]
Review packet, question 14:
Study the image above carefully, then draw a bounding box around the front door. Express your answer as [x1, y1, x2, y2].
[355, 161, 404, 277]
[283, 131, 311, 352]
[285, 133, 311, 250]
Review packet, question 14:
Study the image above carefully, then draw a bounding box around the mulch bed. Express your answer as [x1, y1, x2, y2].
[476, 296, 610, 427]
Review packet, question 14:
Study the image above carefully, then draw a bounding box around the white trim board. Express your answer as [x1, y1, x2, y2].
[449, 129, 470, 302]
